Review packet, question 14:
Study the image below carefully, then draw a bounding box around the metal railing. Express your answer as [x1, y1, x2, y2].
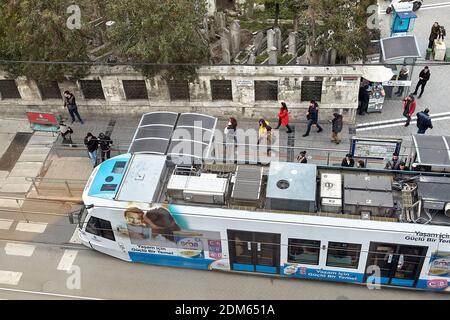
[25, 176, 87, 198]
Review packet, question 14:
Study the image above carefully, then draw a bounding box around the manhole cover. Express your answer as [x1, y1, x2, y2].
[276, 179, 290, 190]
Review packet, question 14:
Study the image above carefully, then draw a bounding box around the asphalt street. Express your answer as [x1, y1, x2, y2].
[0, 240, 448, 300]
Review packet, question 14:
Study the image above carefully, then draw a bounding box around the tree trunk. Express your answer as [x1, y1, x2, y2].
[274, 3, 280, 28]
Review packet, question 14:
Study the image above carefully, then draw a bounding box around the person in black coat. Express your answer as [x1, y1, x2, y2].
[331, 113, 343, 144]
[63, 91, 84, 124]
[358, 83, 370, 115]
[341, 154, 355, 167]
[296, 151, 308, 163]
[416, 108, 433, 134]
[303, 100, 323, 137]
[412, 66, 431, 98]
[98, 132, 113, 162]
[84, 132, 98, 168]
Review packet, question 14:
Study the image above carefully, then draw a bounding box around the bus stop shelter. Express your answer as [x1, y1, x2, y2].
[380, 35, 421, 99]
[411, 134, 450, 172]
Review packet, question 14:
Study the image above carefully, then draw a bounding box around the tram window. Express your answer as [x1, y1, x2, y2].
[326, 242, 361, 269]
[85, 216, 116, 241]
[287, 238, 320, 265]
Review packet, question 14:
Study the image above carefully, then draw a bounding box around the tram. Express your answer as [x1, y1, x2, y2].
[76, 112, 450, 292]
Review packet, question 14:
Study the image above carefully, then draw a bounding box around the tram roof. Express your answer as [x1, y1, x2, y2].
[128, 112, 217, 163]
[413, 135, 450, 168]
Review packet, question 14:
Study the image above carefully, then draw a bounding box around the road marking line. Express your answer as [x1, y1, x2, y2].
[0, 287, 102, 300]
[15, 221, 47, 233]
[357, 111, 450, 128]
[69, 229, 82, 244]
[57, 250, 78, 271]
[0, 271, 22, 285]
[0, 219, 13, 230]
[421, 2, 450, 9]
[4, 243, 36, 257]
[356, 116, 450, 132]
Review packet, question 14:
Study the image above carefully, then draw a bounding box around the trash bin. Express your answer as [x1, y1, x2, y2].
[445, 48, 450, 62]
[425, 48, 433, 60]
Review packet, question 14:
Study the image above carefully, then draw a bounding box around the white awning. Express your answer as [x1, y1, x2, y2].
[361, 66, 394, 82]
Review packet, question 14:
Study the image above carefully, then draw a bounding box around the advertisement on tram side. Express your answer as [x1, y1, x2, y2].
[115, 205, 229, 270]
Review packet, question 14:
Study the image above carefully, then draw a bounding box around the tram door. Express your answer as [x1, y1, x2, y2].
[227, 230, 280, 274]
[365, 242, 427, 287]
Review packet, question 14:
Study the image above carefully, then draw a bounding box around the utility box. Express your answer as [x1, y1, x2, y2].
[321, 198, 342, 214]
[167, 173, 228, 204]
[343, 189, 394, 216]
[265, 162, 317, 212]
[344, 173, 392, 192]
[320, 173, 342, 213]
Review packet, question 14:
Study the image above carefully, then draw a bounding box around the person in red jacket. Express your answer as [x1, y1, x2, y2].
[275, 102, 293, 133]
[402, 94, 416, 127]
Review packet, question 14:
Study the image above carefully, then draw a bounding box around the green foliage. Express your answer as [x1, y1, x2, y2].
[306, 0, 378, 62]
[105, 0, 209, 81]
[255, 53, 269, 64]
[0, 0, 91, 81]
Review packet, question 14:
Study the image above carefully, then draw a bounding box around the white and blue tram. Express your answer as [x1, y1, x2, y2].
[76, 112, 450, 292]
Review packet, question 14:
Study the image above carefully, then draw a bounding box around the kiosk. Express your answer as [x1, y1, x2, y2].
[390, 2, 417, 36]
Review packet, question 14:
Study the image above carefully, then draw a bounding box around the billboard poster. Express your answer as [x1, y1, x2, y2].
[428, 251, 450, 277]
[116, 205, 226, 269]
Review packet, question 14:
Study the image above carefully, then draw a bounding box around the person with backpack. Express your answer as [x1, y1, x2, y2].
[275, 102, 293, 133]
[257, 118, 272, 145]
[98, 132, 113, 162]
[59, 120, 74, 146]
[303, 100, 323, 137]
[84, 132, 98, 168]
[416, 108, 433, 134]
[63, 90, 84, 124]
[331, 113, 343, 144]
[402, 94, 416, 127]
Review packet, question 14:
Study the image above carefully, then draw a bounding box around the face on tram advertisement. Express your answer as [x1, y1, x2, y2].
[116, 205, 228, 270]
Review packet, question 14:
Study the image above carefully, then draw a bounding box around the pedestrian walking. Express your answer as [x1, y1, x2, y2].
[357, 160, 365, 168]
[412, 66, 431, 98]
[341, 154, 355, 167]
[402, 94, 416, 127]
[428, 22, 440, 49]
[331, 113, 343, 144]
[395, 67, 409, 96]
[224, 117, 238, 144]
[59, 120, 74, 146]
[257, 119, 272, 145]
[63, 90, 84, 124]
[275, 102, 293, 133]
[303, 100, 323, 137]
[416, 108, 433, 134]
[84, 132, 98, 168]
[98, 132, 113, 162]
[296, 151, 307, 163]
[385, 152, 401, 170]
